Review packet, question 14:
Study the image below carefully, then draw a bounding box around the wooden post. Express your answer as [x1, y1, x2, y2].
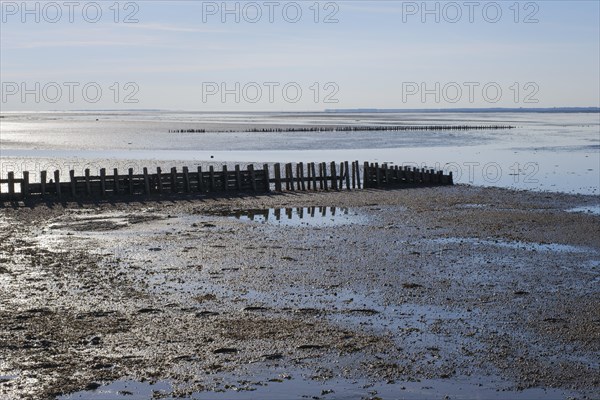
[40, 170, 47, 196]
[298, 163, 306, 191]
[235, 165, 242, 191]
[344, 161, 351, 190]
[209, 166, 215, 192]
[222, 165, 228, 192]
[197, 166, 203, 193]
[384, 164, 390, 185]
[157, 167, 163, 194]
[422, 168, 429, 184]
[183, 167, 190, 193]
[330, 162, 338, 190]
[311, 163, 317, 191]
[449, 171, 454, 185]
[171, 167, 177, 193]
[351, 162, 357, 189]
[128, 168, 134, 195]
[21, 171, 29, 198]
[295, 164, 301, 191]
[100, 168, 107, 196]
[338, 162, 344, 189]
[113, 168, 120, 194]
[321, 163, 327, 190]
[356, 161, 362, 189]
[274, 163, 282, 192]
[143, 168, 151, 194]
[54, 170, 61, 198]
[306, 163, 312, 190]
[285, 163, 294, 190]
[84, 169, 91, 195]
[363, 162, 370, 188]
[70, 170, 77, 197]
[375, 163, 381, 187]
[248, 164, 256, 192]
[263, 163, 270, 192]
[7, 172, 15, 197]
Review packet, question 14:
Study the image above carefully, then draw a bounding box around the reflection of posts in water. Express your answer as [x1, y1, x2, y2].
[320, 206, 326, 217]
[310, 206, 315, 218]
[298, 207, 304, 219]
[331, 206, 336, 216]
[286, 208, 293, 219]
[274, 208, 281, 221]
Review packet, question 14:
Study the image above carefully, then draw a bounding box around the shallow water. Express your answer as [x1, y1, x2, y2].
[1, 111, 599, 194]
[58, 370, 579, 400]
[567, 205, 600, 215]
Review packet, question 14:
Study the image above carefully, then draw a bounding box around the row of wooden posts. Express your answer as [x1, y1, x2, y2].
[0, 161, 453, 201]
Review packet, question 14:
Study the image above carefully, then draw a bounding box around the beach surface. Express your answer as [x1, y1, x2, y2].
[0, 185, 598, 399]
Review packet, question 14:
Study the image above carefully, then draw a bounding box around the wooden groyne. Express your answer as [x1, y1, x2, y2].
[168, 125, 515, 134]
[0, 161, 453, 202]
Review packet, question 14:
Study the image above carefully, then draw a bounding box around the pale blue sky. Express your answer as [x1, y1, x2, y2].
[1, 0, 599, 110]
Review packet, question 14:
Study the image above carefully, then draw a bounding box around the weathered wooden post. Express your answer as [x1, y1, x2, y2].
[322, 162, 328, 191]
[311, 163, 317, 190]
[157, 167, 163, 193]
[197, 166, 204, 192]
[298, 163, 306, 191]
[143, 168, 151, 194]
[356, 161, 362, 189]
[449, 171, 454, 185]
[22, 171, 29, 198]
[263, 163, 270, 192]
[114, 168, 120, 194]
[344, 161, 351, 190]
[84, 169, 91, 195]
[222, 165, 228, 192]
[274, 163, 282, 192]
[183, 167, 190, 193]
[235, 165, 242, 191]
[287, 163, 294, 191]
[171, 167, 178, 193]
[7, 172, 15, 197]
[363, 162, 370, 188]
[100, 168, 107, 196]
[128, 168, 134, 195]
[330, 161, 338, 190]
[248, 164, 256, 192]
[54, 170, 61, 198]
[70, 170, 77, 197]
[40, 170, 47, 196]
[209, 166, 215, 192]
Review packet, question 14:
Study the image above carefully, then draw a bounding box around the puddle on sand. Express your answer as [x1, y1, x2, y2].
[58, 380, 171, 400]
[205, 207, 366, 227]
[57, 370, 580, 400]
[567, 205, 600, 215]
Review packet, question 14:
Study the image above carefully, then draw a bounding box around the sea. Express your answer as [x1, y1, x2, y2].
[0, 111, 598, 195]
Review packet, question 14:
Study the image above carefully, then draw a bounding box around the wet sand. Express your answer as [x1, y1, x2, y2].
[0, 185, 599, 399]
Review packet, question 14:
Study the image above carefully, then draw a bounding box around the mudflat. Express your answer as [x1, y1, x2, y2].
[0, 185, 598, 399]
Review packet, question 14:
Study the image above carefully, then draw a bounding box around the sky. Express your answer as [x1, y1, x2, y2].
[1, 0, 599, 111]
